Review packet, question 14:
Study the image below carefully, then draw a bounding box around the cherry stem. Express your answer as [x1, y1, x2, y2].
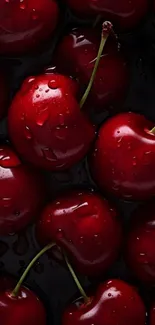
[63, 252, 89, 304]
[80, 21, 113, 109]
[150, 127, 155, 135]
[11, 243, 55, 298]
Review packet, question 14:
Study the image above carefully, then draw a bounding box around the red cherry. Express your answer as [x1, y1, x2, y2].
[0, 0, 59, 55]
[89, 112, 155, 201]
[64, 0, 149, 31]
[36, 190, 122, 276]
[126, 202, 155, 285]
[0, 283, 46, 325]
[54, 27, 129, 113]
[62, 279, 146, 325]
[0, 73, 8, 120]
[150, 303, 155, 325]
[0, 144, 45, 235]
[8, 74, 95, 171]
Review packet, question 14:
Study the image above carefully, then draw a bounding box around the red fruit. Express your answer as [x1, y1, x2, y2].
[0, 0, 59, 55]
[8, 74, 95, 171]
[126, 202, 155, 285]
[0, 284, 46, 325]
[62, 279, 146, 325]
[151, 303, 155, 325]
[89, 112, 155, 201]
[0, 73, 8, 120]
[36, 190, 122, 276]
[54, 27, 129, 113]
[64, 0, 149, 31]
[0, 145, 45, 235]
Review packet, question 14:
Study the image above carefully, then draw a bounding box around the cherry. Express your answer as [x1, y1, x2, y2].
[8, 22, 112, 171]
[89, 112, 155, 201]
[62, 261, 146, 325]
[54, 27, 129, 113]
[0, 243, 54, 325]
[126, 202, 155, 285]
[64, 0, 149, 31]
[0, 73, 8, 120]
[0, 144, 45, 235]
[36, 190, 122, 276]
[150, 303, 155, 325]
[0, 0, 59, 55]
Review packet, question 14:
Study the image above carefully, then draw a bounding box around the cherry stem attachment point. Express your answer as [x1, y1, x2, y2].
[80, 21, 113, 109]
[63, 252, 89, 304]
[11, 242, 55, 298]
[150, 127, 155, 135]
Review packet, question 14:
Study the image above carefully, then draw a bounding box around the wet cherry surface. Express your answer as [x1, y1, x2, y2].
[0, 145, 45, 235]
[89, 112, 155, 201]
[36, 190, 122, 276]
[8, 74, 95, 171]
[0, 0, 59, 55]
[54, 27, 129, 113]
[64, 0, 149, 31]
[0, 3, 155, 325]
[62, 279, 146, 325]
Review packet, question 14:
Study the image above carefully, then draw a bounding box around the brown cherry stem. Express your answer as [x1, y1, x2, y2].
[11, 242, 55, 298]
[63, 252, 89, 304]
[80, 20, 113, 109]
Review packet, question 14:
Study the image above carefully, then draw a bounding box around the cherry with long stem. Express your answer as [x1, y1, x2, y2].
[80, 20, 113, 109]
[63, 252, 90, 304]
[11, 243, 55, 298]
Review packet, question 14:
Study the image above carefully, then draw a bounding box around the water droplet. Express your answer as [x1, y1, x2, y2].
[56, 201, 60, 205]
[48, 79, 58, 89]
[35, 85, 39, 90]
[132, 156, 137, 166]
[137, 237, 140, 240]
[36, 94, 40, 98]
[36, 108, 49, 126]
[5, 0, 10, 3]
[59, 114, 65, 126]
[80, 236, 84, 244]
[32, 8, 38, 20]
[57, 228, 63, 239]
[45, 89, 49, 93]
[14, 211, 20, 216]
[24, 126, 32, 140]
[0, 197, 12, 208]
[127, 142, 131, 150]
[21, 112, 25, 121]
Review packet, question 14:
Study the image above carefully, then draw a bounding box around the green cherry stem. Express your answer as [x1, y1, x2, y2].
[80, 20, 113, 109]
[63, 252, 89, 304]
[150, 127, 155, 135]
[11, 242, 55, 298]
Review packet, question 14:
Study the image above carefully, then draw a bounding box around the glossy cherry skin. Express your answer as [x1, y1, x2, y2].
[62, 279, 146, 325]
[8, 74, 95, 171]
[0, 145, 45, 235]
[150, 303, 155, 325]
[0, 73, 8, 120]
[0, 282, 46, 325]
[36, 190, 122, 276]
[54, 27, 129, 113]
[0, 0, 59, 55]
[126, 202, 155, 285]
[64, 0, 149, 31]
[89, 112, 155, 201]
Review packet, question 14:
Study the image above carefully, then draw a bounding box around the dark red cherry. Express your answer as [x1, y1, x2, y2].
[54, 27, 129, 113]
[62, 279, 146, 325]
[36, 190, 122, 276]
[0, 283, 46, 325]
[0, 145, 45, 235]
[8, 74, 95, 171]
[0, 0, 59, 55]
[89, 112, 155, 201]
[126, 202, 155, 285]
[64, 0, 149, 31]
